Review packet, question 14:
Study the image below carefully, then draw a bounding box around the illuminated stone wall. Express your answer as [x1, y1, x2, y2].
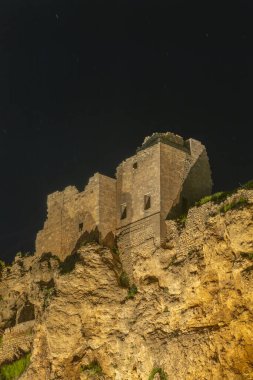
[35, 173, 116, 259]
[35, 132, 212, 261]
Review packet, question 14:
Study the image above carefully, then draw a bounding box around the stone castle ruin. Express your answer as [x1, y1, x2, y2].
[35, 132, 212, 259]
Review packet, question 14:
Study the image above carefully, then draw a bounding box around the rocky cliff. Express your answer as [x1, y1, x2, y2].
[0, 188, 253, 379]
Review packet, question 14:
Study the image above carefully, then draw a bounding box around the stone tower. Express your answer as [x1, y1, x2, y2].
[116, 132, 212, 250]
[35, 132, 212, 260]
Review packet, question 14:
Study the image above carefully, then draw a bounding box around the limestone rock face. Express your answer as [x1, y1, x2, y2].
[0, 190, 253, 379]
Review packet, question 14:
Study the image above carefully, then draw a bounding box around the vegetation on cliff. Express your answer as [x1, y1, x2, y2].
[148, 367, 168, 380]
[195, 179, 253, 207]
[0, 353, 30, 380]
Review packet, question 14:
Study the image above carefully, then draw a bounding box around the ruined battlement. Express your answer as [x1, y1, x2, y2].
[35, 132, 212, 260]
[137, 131, 191, 153]
[36, 173, 116, 258]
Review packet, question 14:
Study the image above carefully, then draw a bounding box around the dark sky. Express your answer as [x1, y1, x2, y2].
[0, 0, 253, 262]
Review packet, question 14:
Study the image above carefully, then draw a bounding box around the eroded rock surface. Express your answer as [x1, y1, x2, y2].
[0, 190, 253, 379]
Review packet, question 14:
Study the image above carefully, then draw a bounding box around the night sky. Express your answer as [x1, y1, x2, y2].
[1, 0, 253, 262]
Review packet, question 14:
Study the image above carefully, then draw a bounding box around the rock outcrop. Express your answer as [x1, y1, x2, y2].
[0, 189, 253, 379]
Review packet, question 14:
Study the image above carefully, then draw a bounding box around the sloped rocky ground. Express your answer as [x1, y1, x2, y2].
[0, 189, 253, 379]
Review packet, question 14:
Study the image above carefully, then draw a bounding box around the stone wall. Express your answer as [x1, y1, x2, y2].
[180, 139, 213, 205]
[98, 174, 117, 242]
[35, 173, 116, 260]
[160, 141, 189, 220]
[116, 143, 161, 228]
[116, 138, 212, 250]
[161, 139, 212, 218]
[0, 321, 34, 364]
[165, 188, 253, 259]
[117, 212, 160, 279]
[35, 132, 212, 261]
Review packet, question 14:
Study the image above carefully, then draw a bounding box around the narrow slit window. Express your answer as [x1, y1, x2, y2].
[120, 203, 127, 219]
[133, 162, 138, 169]
[79, 222, 83, 232]
[144, 194, 151, 210]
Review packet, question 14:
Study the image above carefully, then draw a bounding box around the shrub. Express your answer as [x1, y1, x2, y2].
[195, 191, 232, 207]
[15, 251, 32, 259]
[119, 272, 130, 288]
[43, 287, 56, 308]
[111, 246, 120, 255]
[81, 360, 102, 375]
[0, 260, 5, 271]
[176, 213, 187, 227]
[219, 197, 248, 214]
[127, 284, 138, 299]
[0, 352, 31, 380]
[240, 252, 253, 260]
[241, 179, 253, 190]
[59, 252, 82, 275]
[148, 367, 168, 380]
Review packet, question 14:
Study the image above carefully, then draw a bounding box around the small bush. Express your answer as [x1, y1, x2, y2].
[219, 197, 248, 214]
[195, 191, 232, 207]
[0, 260, 5, 272]
[241, 179, 253, 190]
[240, 252, 253, 260]
[195, 194, 213, 206]
[148, 367, 168, 380]
[176, 213, 187, 227]
[111, 246, 120, 255]
[59, 252, 82, 275]
[119, 272, 130, 288]
[43, 287, 56, 308]
[127, 284, 138, 299]
[15, 251, 32, 259]
[81, 360, 102, 375]
[0, 352, 31, 380]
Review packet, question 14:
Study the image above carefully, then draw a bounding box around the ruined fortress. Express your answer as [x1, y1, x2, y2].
[35, 132, 213, 259]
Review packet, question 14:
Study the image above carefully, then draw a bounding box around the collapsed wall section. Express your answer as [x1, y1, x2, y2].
[180, 139, 213, 206]
[160, 139, 213, 218]
[35, 173, 116, 260]
[160, 142, 189, 219]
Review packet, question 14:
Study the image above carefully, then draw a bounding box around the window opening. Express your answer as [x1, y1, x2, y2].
[79, 222, 83, 232]
[120, 203, 127, 219]
[133, 162, 138, 169]
[144, 194, 151, 210]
